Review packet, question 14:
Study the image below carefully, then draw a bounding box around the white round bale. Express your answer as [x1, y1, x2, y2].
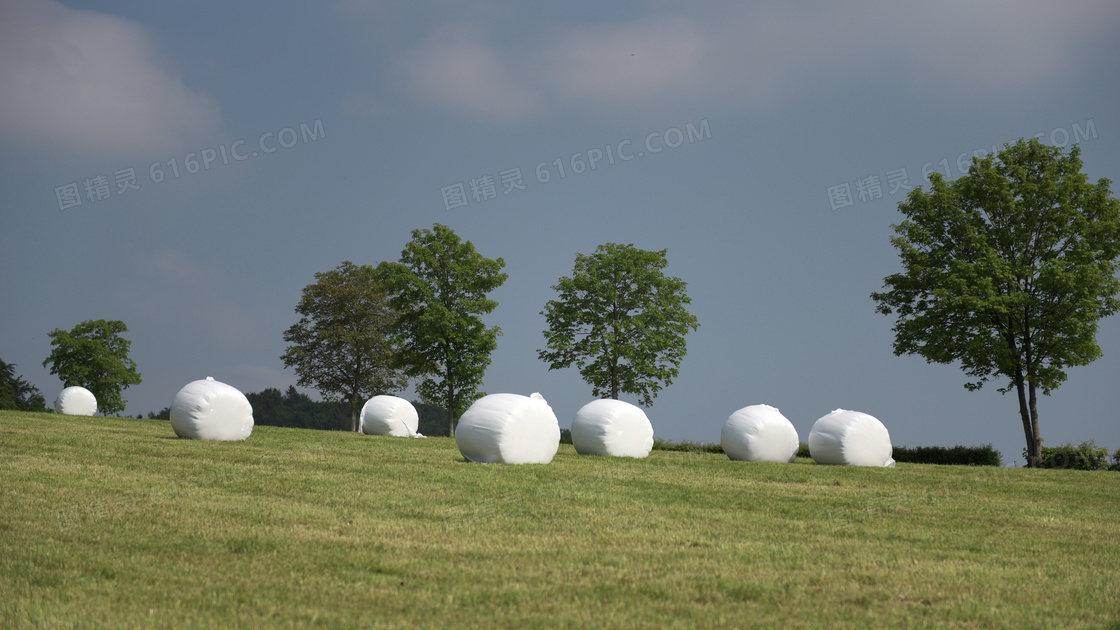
[455, 393, 560, 465]
[54, 386, 97, 416]
[360, 395, 419, 437]
[571, 399, 654, 458]
[721, 404, 799, 463]
[169, 377, 254, 441]
[808, 409, 894, 467]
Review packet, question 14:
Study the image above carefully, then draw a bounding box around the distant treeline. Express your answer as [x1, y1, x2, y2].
[891, 444, 1002, 466]
[142, 399, 1120, 470]
[1036, 441, 1119, 471]
[651, 439, 1007, 466]
[147, 386, 451, 436]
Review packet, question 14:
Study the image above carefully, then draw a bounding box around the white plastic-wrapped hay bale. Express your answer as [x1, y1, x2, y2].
[54, 386, 97, 416]
[808, 409, 894, 467]
[455, 393, 560, 464]
[721, 404, 799, 463]
[571, 399, 654, 458]
[360, 395, 419, 437]
[169, 377, 254, 441]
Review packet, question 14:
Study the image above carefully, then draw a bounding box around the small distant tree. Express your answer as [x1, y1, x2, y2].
[281, 261, 408, 431]
[43, 320, 142, 416]
[413, 400, 451, 437]
[147, 407, 171, 420]
[0, 356, 47, 412]
[376, 224, 508, 436]
[539, 243, 699, 407]
[245, 386, 351, 431]
[871, 138, 1120, 467]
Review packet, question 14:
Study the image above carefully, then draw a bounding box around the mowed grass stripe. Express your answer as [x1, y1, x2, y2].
[1, 410, 1117, 629]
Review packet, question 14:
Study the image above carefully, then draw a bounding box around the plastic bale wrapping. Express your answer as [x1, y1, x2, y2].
[54, 386, 97, 416]
[571, 399, 654, 458]
[808, 409, 895, 467]
[455, 393, 560, 465]
[360, 395, 420, 437]
[721, 404, 799, 463]
[169, 377, 254, 441]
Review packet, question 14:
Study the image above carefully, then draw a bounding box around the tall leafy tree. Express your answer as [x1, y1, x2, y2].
[871, 138, 1120, 467]
[0, 356, 47, 412]
[376, 223, 508, 436]
[281, 261, 408, 431]
[539, 243, 699, 407]
[43, 319, 142, 415]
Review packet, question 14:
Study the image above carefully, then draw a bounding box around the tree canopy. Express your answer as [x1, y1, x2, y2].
[376, 223, 507, 436]
[244, 385, 351, 431]
[539, 243, 699, 407]
[281, 261, 408, 431]
[0, 356, 47, 412]
[871, 138, 1120, 467]
[42, 319, 142, 416]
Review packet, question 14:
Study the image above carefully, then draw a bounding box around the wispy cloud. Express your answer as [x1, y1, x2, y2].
[400, 24, 540, 119]
[0, 0, 222, 161]
[540, 15, 709, 107]
[386, 0, 1120, 119]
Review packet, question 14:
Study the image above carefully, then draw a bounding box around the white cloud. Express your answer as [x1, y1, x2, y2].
[391, 1, 1120, 118]
[541, 16, 708, 106]
[0, 0, 222, 160]
[883, 0, 1118, 94]
[401, 24, 539, 119]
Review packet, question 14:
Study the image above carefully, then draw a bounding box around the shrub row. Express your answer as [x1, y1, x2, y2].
[892, 444, 1002, 466]
[650, 440, 1003, 466]
[650, 438, 724, 454]
[1034, 441, 1119, 471]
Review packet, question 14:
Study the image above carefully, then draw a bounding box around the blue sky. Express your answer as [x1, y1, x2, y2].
[2, 0, 1118, 464]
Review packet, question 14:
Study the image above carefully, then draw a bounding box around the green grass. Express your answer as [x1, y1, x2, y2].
[2, 410, 1118, 629]
[651, 437, 724, 453]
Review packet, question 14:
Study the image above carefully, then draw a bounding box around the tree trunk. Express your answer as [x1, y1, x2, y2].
[1028, 380, 1042, 467]
[350, 394, 359, 432]
[1021, 316, 1043, 467]
[447, 366, 455, 437]
[1013, 369, 1037, 467]
[610, 313, 620, 399]
[609, 349, 619, 399]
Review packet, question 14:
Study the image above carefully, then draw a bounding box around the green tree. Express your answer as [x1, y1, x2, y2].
[42, 319, 142, 416]
[376, 223, 508, 436]
[281, 261, 408, 432]
[244, 386, 350, 431]
[0, 356, 47, 412]
[147, 407, 171, 420]
[539, 243, 700, 407]
[414, 400, 451, 437]
[871, 139, 1120, 468]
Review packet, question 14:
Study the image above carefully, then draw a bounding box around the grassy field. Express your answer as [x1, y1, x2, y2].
[1, 410, 1118, 629]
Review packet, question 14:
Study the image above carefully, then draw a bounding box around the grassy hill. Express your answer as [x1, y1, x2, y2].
[1, 410, 1117, 628]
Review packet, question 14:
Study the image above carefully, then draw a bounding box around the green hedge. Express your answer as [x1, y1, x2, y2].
[652, 440, 1004, 466]
[891, 444, 1002, 466]
[1034, 441, 1113, 471]
[651, 439, 1119, 469]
